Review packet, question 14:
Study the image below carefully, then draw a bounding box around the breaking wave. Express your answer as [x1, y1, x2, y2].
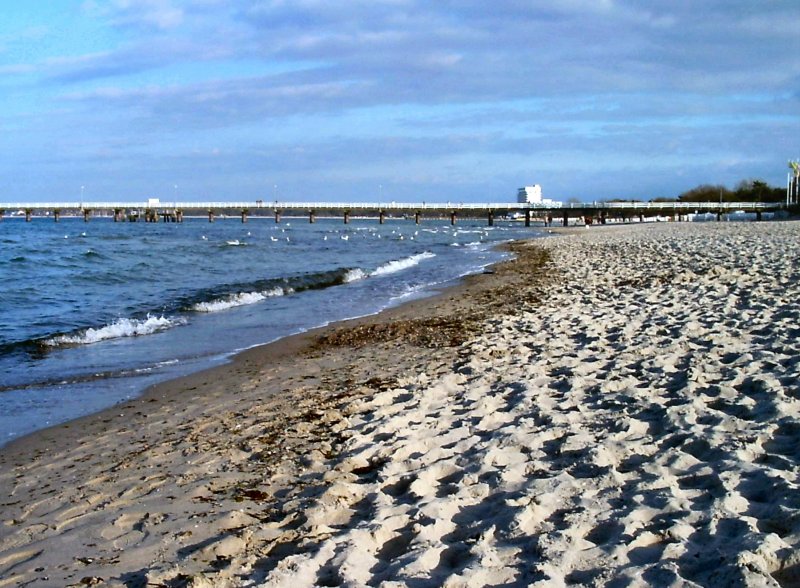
[44, 315, 185, 347]
[344, 269, 368, 283]
[372, 252, 435, 277]
[192, 288, 287, 313]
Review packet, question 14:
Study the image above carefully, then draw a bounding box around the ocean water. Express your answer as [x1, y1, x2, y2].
[0, 215, 542, 445]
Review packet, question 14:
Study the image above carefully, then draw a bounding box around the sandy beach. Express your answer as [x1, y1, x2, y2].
[2, 221, 799, 587]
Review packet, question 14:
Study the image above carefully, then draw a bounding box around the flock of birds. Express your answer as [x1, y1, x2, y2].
[211, 226, 455, 248]
[61, 225, 494, 248]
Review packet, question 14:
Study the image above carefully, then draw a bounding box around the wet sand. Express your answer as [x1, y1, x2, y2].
[2, 221, 799, 587]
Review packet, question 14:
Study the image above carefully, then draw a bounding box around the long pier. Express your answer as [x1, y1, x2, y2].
[0, 200, 785, 226]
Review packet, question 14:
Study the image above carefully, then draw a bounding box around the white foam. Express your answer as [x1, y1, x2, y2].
[344, 269, 368, 283]
[372, 252, 435, 277]
[46, 315, 184, 346]
[192, 288, 285, 313]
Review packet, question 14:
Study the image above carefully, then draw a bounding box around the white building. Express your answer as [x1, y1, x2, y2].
[517, 185, 562, 207]
[517, 185, 543, 204]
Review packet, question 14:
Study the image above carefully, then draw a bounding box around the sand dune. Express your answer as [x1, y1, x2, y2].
[1, 221, 799, 587]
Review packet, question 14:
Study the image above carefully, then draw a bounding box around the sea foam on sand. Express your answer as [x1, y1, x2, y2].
[1, 222, 799, 587]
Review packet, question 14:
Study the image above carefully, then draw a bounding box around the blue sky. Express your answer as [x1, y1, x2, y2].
[0, 0, 798, 203]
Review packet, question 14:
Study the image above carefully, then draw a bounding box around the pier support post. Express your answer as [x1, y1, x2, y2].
[717, 211, 722, 221]
[639, 213, 645, 223]
[25, 209, 32, 222]
[415, 211, 421, 224]
[275, 210, 281, 223]
[309, 210, 316, 223]
[176, 209, 183, 223]
[83, 209, 91, 222]
[379, 210, 385, 224]
[563, 211, 569, 227]
[208, 209, 215, 222]
[524, 210, 531, 227]
[344, 210, 350, 224]
[0, 209, 3, 221]
[54, 210, 61, 222]
[113, 208, 122, 222]
[241, 209, 248, 223]
[487, 210, 494, 226]
[450, 211, 457, 225]
[600, 211, 607, 225]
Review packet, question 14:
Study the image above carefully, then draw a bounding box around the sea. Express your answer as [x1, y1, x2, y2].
[0, 214, 542, 446]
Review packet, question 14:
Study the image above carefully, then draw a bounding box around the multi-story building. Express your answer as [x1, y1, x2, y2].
[517, 185, 562, 207]
[517, 185, 543, 204]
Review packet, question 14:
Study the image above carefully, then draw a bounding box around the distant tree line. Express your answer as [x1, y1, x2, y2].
[603, 179, 785, 204]
[676, 179, 784, 203]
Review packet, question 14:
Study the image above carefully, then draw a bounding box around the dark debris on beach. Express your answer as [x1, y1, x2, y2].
[313, 242, 553, 350]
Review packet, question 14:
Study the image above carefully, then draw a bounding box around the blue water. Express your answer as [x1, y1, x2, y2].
[0, 216, 542, 445]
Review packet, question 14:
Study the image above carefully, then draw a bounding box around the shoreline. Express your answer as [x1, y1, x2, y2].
[2, 221, 799, 587]
[0, 237, 552, 586]
[0, 236, 530, 455]
[0, 219, 532, 450]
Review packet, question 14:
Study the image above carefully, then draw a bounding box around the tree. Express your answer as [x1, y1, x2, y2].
[678, 180, 783, 203]
[678, 184, 731, 203]
[734, 179, 783, 202]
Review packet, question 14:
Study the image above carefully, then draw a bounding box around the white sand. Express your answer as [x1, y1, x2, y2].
[2, 221, 799, 587]
[259, 222, 800, 587]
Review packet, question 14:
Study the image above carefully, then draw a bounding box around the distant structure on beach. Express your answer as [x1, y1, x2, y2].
[788, 160, 799, 205]
[517, 185, 562, 207]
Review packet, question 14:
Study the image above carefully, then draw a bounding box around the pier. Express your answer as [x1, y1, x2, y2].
[0, 200, 786, 226]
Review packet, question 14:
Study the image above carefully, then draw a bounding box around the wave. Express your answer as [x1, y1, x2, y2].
[192, 288, 286, 313]
[44, 315, 185, 347]
[181, 256, 435, 314]
[185, 268, 359, 313]
[2, 267, 367, 354]
[371, 252, 435, 277]
[344, 268, 368, 283]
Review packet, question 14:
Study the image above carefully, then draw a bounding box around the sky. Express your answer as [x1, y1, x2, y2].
[0, 1, 798, 204]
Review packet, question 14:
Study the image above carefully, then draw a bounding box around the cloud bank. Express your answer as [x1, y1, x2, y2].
[0, 0, 797, 201]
